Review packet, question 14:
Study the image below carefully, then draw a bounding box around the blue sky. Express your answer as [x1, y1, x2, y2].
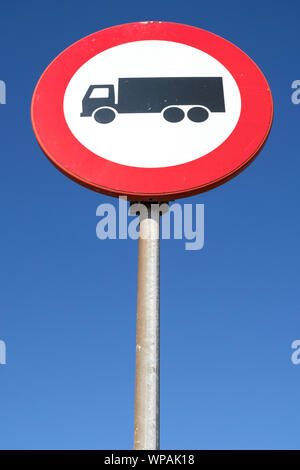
[0, 0, 300, 450]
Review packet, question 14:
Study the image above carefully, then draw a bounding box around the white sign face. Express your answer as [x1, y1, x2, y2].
[64, 40, 241, 168]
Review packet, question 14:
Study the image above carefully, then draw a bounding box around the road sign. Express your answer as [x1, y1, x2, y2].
[31, 21, 273, 201]
[31, 21, 274, 450]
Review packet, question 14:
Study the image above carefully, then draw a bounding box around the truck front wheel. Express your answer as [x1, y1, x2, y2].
[187, 106, 209, 123]
[94, 107, 116, 124]
[163, 107, 185, 123]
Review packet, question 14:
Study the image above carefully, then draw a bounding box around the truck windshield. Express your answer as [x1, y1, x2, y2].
[89, 88, 109, 98]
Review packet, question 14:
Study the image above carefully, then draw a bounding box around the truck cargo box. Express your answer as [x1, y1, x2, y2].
[117, 77, 225, 113]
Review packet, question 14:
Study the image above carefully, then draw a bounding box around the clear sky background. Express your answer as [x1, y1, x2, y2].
[0, 0, 300, 450]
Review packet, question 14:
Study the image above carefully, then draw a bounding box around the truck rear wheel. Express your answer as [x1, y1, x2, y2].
[187, 106, 209, 122]
[94, 107, 116, 124]
[163, 107, 184, 123]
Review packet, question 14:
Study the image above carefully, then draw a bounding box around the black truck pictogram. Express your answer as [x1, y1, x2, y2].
[80, 77, 225, 124]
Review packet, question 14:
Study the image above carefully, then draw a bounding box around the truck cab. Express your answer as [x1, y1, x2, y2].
[80, 85, 115, 117]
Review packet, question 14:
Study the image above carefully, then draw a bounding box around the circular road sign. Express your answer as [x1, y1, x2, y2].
[31, 21, 273, 201]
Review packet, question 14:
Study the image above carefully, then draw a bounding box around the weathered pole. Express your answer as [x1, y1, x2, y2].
[133, 202, 162, 450]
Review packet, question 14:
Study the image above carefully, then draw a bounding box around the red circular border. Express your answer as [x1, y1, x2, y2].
[31, 21, 273, 201]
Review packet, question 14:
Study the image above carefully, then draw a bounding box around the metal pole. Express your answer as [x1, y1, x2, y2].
[133, 202, 160, 450]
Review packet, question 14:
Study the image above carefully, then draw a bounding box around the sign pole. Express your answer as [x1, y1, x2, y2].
[134, 203, 161, 450]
